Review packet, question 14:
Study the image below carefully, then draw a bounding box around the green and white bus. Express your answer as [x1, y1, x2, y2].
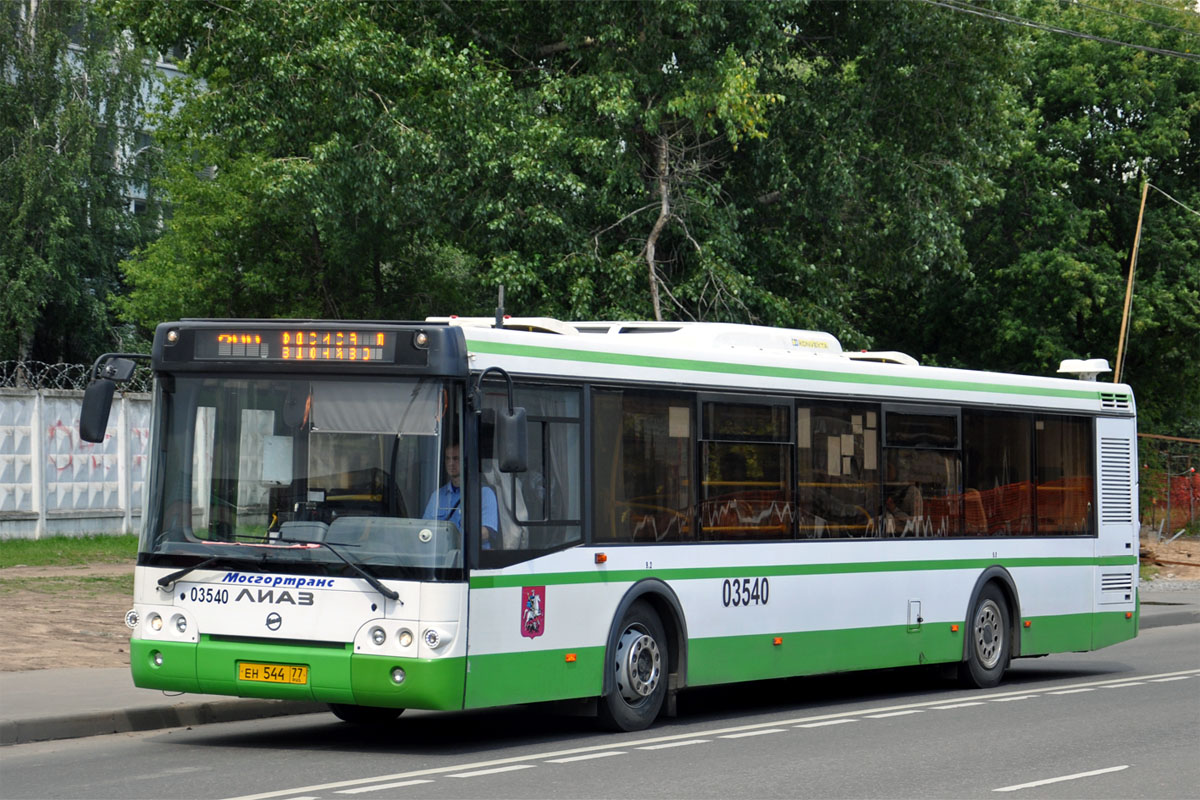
[80, 317, 1139, 731]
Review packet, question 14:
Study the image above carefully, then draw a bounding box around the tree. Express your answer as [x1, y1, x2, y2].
[111, 0, 579, 326]
[113, 1, 1027, 341]
[937, 0, 1200, 434]
[0, 0, 159, 362]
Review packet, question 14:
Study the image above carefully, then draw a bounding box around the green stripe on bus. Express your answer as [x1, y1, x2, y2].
[687, 622, 965, 686]
[464, 646, 605, 709]
[469, 555, 1136, 590]
[467, 340, 1103, 401]
[686, 610, 1135, 686]
[455, 610, 1135, 701]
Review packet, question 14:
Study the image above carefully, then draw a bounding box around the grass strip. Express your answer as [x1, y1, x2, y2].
[0, 534, 138, 569]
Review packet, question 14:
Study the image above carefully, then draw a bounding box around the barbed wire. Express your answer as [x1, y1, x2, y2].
[0, 361, 153, 392]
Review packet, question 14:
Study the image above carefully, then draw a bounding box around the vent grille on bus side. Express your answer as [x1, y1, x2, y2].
[1100, 392, 1131, 410]
[1099, 437, 1134, 524]
[1100, 572, 1134, 594]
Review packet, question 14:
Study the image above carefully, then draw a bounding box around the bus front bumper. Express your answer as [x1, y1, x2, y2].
[130, 637, 466, 710]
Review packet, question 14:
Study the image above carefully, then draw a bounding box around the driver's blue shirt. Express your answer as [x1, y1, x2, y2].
[423, 483, 500, 548]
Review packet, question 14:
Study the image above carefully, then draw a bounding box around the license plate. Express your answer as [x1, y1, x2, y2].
[238, 662, 308, 685]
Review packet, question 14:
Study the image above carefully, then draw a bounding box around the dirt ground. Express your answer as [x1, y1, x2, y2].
[1, 537, 1197, 673]
[0, 563, 134, 672]
[1140, 532, 1200, 582]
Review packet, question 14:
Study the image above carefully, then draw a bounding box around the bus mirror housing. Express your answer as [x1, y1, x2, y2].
[494, 407, 528, 473]
[79, 354, 149, 443]
[472, 366, 527, 473]
[80, 379, 117, 443]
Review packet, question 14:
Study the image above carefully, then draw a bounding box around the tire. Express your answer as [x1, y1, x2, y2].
[598, 601, 668, 732]
[328, 703, 404, 725]
[958, 583, 1011, 688]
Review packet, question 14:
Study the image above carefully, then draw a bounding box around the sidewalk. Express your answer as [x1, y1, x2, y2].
[2, 584, 1196, 747]
[0, 667, 325, 746]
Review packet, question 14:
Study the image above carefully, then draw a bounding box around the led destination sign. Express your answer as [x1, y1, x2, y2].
[195, 330, 397, 363]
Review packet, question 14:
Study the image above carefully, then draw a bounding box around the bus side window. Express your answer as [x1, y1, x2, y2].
[796, 403, 880, 539]
[592, 389, 695, 544]
[482, 384, 583, 554]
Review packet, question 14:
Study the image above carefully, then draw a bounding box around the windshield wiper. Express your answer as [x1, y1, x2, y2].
[157, 555, 252, 591]
[272, 538, 401, 602]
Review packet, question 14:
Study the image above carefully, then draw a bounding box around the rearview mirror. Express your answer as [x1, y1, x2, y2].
[79, 379, 117, 443]
[483, 407, 528, 473]
[495, 406, 528, 473]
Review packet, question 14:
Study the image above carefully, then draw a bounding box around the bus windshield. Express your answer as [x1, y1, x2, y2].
[142, 375, 464, 579]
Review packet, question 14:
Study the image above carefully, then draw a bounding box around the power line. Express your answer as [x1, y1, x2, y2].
[1064, 0, 1200, 39]
[1127, 0, 1200, 17]
[915, 0, 1200, 60]
[1149, 184, 1200, 218]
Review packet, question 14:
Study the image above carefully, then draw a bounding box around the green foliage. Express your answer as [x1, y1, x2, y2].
[95, 0, 1197, 433]
[938, 0, 1200, 435]
[0, 0, 159, 362]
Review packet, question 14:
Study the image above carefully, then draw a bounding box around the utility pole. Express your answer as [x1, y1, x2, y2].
[1114, 179, 1149, 384]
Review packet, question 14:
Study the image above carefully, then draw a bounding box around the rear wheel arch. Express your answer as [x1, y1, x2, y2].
[963, 566, 1022, 660]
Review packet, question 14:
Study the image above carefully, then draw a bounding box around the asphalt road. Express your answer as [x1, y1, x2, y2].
[2, 623, 1197, 800]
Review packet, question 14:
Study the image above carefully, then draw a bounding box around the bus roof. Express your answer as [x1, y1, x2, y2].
[438, 317, 1135, 416]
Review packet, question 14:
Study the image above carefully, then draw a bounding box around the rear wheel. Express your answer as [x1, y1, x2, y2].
[959, 584, 1011, 688]
[328, 704, 404, 724]
[598, 601, 668, 732]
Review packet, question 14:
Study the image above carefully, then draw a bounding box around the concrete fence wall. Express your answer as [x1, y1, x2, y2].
[0, 388, 151, 540]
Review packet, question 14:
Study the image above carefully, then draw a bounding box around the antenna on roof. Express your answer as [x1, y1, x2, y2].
[494, 284, 505, 329]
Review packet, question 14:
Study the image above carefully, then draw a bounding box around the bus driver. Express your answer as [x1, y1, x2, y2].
[423, 443, 501, 549]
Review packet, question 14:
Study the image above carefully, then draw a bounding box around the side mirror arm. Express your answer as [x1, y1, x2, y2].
[470, 366, 528, 473]
[79, 353, 150, 443]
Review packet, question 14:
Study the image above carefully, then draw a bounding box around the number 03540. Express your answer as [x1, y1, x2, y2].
[721, 577, 769, 607]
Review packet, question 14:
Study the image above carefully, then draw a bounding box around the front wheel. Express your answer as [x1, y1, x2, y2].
[958, 584, 1011, 688]
[598, 601, 668, 732]
[328, 704, 404, 725]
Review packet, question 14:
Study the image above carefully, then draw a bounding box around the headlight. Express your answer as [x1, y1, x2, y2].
[124, 609, 139, 629]
[173, 615, 188, 634]
[371, 627, 387, 646]
[398, 629, 413, 648]
[423, 628, 443, 649]
[148, 613, 163, 631]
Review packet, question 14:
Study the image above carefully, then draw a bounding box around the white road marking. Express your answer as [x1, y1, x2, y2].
[546, 751, 626, 763]
[866, 709, 924, 718]
[993, 764, 1129, 792]
[932, 701, 985, 709]
[220, 668, 1200, 800]
[336, 780, 434, 794]
[638, 739, 710, 750]
[795, 719, 857, 728]
[1150, 676, 1191, 683]
[1104, 681, 1146, 688]
[448, 764, 536, 778]
[719, 728, 787, 738]
[989, 695, 1036, 702]
[1048, 688, 1095, 695]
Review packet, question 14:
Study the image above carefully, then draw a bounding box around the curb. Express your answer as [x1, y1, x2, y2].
[0, 699, 325, 747]
[1140, 608, 1200, 630]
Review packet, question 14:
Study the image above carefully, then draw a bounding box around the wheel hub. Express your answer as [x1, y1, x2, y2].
[615, 626, 661, 703]
[974, 599, 1003, 669]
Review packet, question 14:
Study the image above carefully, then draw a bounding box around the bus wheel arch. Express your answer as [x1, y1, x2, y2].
[959, 567, 1021, 688]
[598, 580, 688, 730]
